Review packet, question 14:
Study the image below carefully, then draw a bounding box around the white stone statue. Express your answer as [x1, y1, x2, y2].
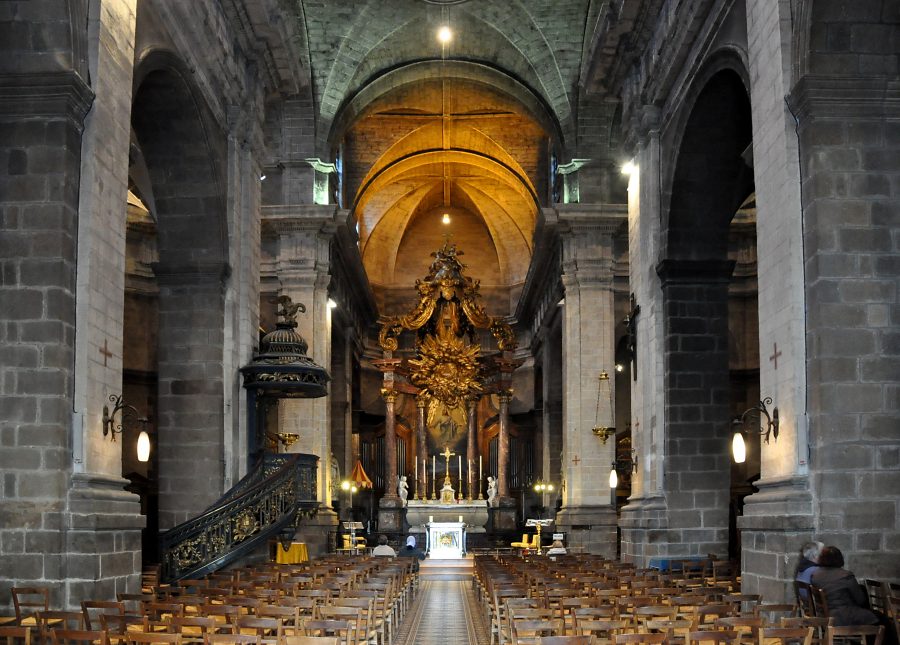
[487, 476, 498, 507]
[398, 475, 408, 506]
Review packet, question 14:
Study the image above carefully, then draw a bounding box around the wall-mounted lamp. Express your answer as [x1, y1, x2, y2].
[731, 397, 779, 463]
[327, 298, 337, 310]
[592, 370, 615, 443]
[609, 450, 637, 488]
[103, 394, 152, 462]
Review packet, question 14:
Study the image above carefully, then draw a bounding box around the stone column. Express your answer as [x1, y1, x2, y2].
[619, 106, 670, 566]
[416, 398, 427, 499]
[497, 392, 511, 499]
[264, 205, 340, 555]
[383, 390, 399, 501]
[466, 397, 477, 499]
[377, 388, 405, 532]
[554, 204, 624, 557]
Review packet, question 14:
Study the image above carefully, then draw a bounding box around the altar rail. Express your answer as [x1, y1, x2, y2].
[160, 454, 318, 582]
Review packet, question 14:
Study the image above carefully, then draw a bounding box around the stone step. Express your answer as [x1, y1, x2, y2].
[419, 557, 474, 580]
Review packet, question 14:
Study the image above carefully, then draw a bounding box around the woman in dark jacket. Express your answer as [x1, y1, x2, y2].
[810, 546, 878, 626]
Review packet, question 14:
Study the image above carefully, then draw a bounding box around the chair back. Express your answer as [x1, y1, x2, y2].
[759, 627, 814, 645]
[12, 589, 51, 624]
[0, 626, 32, 645]
[825, 625, 884, 645]
[81, 601, 125, 631]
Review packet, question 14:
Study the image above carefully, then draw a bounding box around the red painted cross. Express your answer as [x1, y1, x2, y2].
[769, 343, 782, 370]
[571, 455, 581, 466]
[99, 339, 113, 366]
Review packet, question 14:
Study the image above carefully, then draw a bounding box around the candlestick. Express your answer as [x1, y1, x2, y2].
[431, 455, 436, 500]
[458, 455, 463, 500]
[414, 459, 418, 500]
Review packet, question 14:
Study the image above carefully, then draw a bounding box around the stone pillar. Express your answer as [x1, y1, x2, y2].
[497, 392, 511, 499]
[377, 387, 405, 532]
[383, 390, 399, 500]
[155, 266, 229, 529]
[737, 0, 817, 600]
[466, 397, 477, 499]
[264, 205, 340, 555]
[619, 107, 671, 566]
[554, 204, 624, 556]
[416, 398, 427, 499]
[656, 259, 734, 560]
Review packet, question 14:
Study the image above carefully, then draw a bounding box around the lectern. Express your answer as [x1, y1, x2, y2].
[525, 518, 553, 555]
[342, 521, 364, 554]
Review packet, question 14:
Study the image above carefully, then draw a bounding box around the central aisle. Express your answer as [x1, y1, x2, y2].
[394, 580, 490, 645]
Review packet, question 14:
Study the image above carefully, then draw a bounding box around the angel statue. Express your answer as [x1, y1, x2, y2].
[487, 476, 498, 507]
[398, 475, 409, 506]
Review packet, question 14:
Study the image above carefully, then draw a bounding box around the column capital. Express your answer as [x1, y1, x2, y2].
[381, 388, 398, 404]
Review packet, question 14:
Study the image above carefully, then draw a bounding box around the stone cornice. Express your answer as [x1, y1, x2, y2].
[0, 71, 94, 128]
[656, 258, 736, 285]
[262, 204, 340, 236]
[556, 203, 628, 236]
[787, 75, 900, 123]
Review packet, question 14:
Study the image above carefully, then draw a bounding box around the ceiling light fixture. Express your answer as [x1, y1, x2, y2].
[438, 25, 452, 43]
[442, 213, 451, 225]
[621, 161, 636, 176]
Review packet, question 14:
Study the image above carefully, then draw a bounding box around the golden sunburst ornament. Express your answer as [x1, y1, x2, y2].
[409, 331, 481, 407]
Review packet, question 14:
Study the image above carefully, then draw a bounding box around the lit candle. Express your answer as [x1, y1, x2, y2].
[415, 459, 418, 484]
[479, 455, 482, 481]
[458, 455, 461, 483]
[459, 515, 463, 523]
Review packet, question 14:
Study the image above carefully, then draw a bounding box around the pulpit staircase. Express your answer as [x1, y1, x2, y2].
[159, 453, 318, 582]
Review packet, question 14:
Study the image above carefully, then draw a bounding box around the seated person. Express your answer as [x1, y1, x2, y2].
[810, 546, 880, 627]
[371, 534, 396, 557]
[397, 535, 426, 569]
[796, 540, 823, 585]
[546, 539, 567, 555]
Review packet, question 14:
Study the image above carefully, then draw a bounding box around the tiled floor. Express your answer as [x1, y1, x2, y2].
[394, 579, 490, 645]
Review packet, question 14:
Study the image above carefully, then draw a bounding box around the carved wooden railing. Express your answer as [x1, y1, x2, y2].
[160, 453, 318, 582]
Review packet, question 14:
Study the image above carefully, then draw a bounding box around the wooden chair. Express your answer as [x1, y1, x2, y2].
[254, 606, 301, 638]
[575, 619, 630, 641]
[757, 605, 797, 625]
[302, 619, 353, 645]
[781, 617, 831, 645]
[231, 616, 282, 645]
[0, 626, 32, 645]
[795, 584, 815, 619]
[809, 589, 829, 622]
[825, 626, 884, 645]
[81, 601, 125, 631]
[202, 636, 260, 645]
[124, 634, 183, 645]
[714, 617, 762, 645]
[759, 627, 814, 645]
[510, 617, 561, 645]
[49, 630, 110, 645]
[12, 589, 51, 627]
[686, 630, 739, 645]
[36, 611, 85, 644]
[166, 616, 224, 644]
[614, 633, 669, 645]
[537, 637, 596, 645]
[282, 638, 341, 645]
[863, 581, 887, 616]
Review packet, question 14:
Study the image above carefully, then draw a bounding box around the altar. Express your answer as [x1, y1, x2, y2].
[406, 500, 489, 534]
[426, 521, 466, 558]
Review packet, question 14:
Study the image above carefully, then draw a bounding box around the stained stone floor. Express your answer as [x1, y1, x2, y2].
[394, 579, 490, 645]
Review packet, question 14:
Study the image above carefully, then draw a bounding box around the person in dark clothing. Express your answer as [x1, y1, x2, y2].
[811, 546, 879, 626]
[396, 535, 426, 571]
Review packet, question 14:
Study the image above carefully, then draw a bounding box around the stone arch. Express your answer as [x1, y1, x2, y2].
[329, 60, 564, 152]
[655, 56, 756, 559]
[131, 50, 229, 529]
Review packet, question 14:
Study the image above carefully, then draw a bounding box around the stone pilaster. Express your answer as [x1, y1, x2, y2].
[264, 205, 338, 514]
[619, 106, 669, 566]
[554, 204, 624, 557]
